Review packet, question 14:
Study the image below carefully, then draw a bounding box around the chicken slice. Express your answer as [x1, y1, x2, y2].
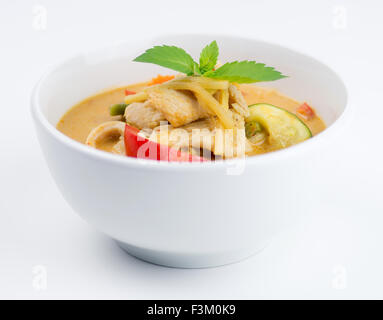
[124, 101, 166, 129]
[147, 87, 209, 127]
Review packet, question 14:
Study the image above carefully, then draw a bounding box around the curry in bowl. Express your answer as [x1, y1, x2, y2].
[57, 41, 325, 161]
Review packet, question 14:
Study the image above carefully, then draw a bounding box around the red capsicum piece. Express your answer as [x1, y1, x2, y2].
[297, 102, 315, 120]
[125, 89, 136, 96]
[124, 124, 205, 162]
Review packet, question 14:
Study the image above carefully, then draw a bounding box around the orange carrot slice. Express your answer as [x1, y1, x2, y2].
[148, 75, 175, 86]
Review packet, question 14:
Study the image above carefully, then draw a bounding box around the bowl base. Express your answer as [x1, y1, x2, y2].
[115, 240, 268, 268]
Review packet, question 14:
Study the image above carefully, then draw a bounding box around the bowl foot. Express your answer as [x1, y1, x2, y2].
[115, 240, 268, 268]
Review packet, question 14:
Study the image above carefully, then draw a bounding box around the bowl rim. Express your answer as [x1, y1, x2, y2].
[31, 34, 351, 172]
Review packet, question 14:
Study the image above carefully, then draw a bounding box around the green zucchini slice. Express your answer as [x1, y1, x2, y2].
[246, 103, 312, 150]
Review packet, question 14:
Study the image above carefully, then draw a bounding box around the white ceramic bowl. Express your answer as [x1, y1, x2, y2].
[31, 34, 349, 268]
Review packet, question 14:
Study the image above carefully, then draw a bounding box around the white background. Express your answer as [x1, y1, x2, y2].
[1, 0, 382, 299]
